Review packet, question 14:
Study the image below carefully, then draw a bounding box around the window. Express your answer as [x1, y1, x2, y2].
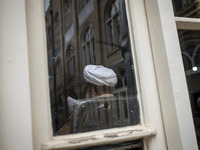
[10, 0, 197, 149]
[41, 0, 166, 148]
[7, 0, 164, 149]
[172, 0, 200, 148]
[81, 24, 95, 66]
[66, 45, 75, 80]
[177, 29, 200, 147]
[105, 0, 121, 56]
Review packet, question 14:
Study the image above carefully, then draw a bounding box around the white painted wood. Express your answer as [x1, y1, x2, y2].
[28, 0, 166, 149]
[1, 0, 198, 150]
[41, 125, 156, 150]
[126, 0, 168, 150]
[175, 17, 200, 30]
[0, 0, 33, 150]
[26, 0, 53, 150]
[145, 0, 198, 149]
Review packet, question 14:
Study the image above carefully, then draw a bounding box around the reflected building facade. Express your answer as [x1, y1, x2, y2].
[45, 0, 138, 134]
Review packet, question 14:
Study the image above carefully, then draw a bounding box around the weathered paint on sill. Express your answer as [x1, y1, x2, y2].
[41, 124, 156, 150]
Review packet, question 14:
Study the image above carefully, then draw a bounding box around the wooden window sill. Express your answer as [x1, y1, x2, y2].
[41, 124, 156, 150]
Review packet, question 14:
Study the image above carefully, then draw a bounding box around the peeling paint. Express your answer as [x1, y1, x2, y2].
[104, 129, 144, 138]
[41, 125, 157, 150]
[68, 135, 98, 144]
[104, 133, 119, 138]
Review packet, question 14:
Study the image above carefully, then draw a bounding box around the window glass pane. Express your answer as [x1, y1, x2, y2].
[178, 30, 200, 148]
[78, 139, 143, 150]
[171, 0, 200, 18]
[45, 0, 140, 136]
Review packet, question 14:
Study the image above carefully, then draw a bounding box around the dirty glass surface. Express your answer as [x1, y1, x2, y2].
[178, 30, 200, 148]
[171, 0, 200, 18]
[77, 139, 143, 150]
[45, 0, 140, 136]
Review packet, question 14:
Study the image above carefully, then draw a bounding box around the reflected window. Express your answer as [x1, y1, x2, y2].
[55, 58, 62, 88]
[63, 0, 72, 32]
[54, 11, 61, 46]
[105, 0, 121, 56]
[179, 30, 200, 73]
[81, 24, 95, 66]
[78, 0, 90, 12]
[66, 45, 75, 80]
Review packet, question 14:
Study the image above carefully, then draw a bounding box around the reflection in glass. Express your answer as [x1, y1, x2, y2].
[78, 0, 90, 12]
[178, 30, 200, 148]
[105, 0, 120, 55]
[63, 0, 72, 33]
[82, 24, 95, 66]
[66, 45, 75, 80]
[171, 0, 200, 18]
[45, 0, 140, 137]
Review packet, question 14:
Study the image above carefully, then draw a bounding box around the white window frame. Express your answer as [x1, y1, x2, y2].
[2, 0, 197, 149]
[145, 0, 198, 149]
[27, 0, 166, 149]
[174, 15, 200, 148]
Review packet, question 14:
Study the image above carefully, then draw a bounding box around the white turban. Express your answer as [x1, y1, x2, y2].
[83, 65, 117, 87]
